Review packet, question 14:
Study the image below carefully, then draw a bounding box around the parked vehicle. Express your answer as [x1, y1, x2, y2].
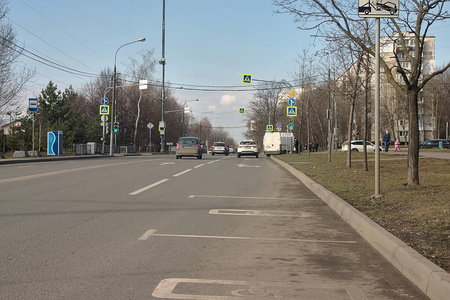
[263, 132, 291, 157]
[419, 139, 450, 149]
[175, 137, 202, 159]
[211, 142, 229, 156]
[237, 140, 259, 158]
[341, 140, 382, 152]
[228, 146, 235, 153]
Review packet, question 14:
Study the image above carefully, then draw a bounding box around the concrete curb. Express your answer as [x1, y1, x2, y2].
[272, 156, 450, 300]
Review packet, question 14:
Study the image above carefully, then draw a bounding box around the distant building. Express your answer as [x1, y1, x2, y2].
[1, 121, 22, 135]
[379, 33, 436, 143]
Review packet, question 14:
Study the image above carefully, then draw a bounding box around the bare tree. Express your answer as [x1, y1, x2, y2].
[246, 80, 289, 146]
[125, 49, 157, 146]
[0, 0, 35, 117]
[274, 0, 450, 185]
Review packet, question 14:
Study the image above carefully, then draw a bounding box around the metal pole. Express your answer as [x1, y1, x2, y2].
[109, 38, 145, 156]
[109, 65, 116, 156]
[328, 68, 332, 161]
[374, 18, 381, 197]
[32, 112, 35, 154]
[160, 0, 166, 153]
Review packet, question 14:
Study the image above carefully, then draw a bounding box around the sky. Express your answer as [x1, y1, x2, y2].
[6, 0, 450, 143]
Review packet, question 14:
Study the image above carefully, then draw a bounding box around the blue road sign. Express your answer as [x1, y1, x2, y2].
[239, 107, 245, 114]
[29, 98, 38, 112]
[99, 105, 110, 115]
[288, 98, 296, 106]
[101, 97, 109, 105]
[266, 125, 274, 132]
[242, 74, 252, 84]
[276, 122, 282, 128]
[287, 106, 297, 117]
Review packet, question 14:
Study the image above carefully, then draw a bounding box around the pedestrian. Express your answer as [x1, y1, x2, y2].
[314, 143, 319, 152]
[394, 139, 400, 152]
[382, 131, 391, 152]
[294, 138, 299, 154]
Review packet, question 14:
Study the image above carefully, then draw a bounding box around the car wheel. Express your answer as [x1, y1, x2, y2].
[212, 153, 215, 156]
[237, 154, 241, 158]
[176, 156, 179, 159]
[351, 148, 359, 152]
[255, 154, 258, 158]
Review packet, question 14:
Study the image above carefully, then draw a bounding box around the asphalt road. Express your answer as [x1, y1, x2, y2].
[0, 154, 428, 299]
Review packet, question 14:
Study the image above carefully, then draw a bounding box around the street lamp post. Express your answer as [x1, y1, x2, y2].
[109, 37, 145, 156]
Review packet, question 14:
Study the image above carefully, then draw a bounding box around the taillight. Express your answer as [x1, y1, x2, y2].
[176, 143, 179, 150]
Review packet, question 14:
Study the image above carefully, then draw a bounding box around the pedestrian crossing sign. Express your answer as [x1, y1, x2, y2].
[242, 74, 252, 84]
[99, 105, 110, 115]
[266, 125, 274, 132]
[287, 106, 297, 117]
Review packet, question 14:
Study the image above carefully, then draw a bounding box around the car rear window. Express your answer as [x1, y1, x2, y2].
[240, 141, 255, 145]
[214, 142, 225, 146]
[179, 138, 198, 145]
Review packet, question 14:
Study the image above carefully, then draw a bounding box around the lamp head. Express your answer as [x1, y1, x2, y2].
[138, 37, 146, 42]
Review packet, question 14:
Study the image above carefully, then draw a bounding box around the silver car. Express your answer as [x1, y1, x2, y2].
[176, 137, 202, 159]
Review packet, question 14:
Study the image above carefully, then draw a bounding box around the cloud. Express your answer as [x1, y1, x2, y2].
[220, 95, 236, 106]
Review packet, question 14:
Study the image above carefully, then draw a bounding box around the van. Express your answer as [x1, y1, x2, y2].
[263, 132, 292, 157]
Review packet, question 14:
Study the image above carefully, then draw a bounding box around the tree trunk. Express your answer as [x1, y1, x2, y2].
[407, 90, 420, 185]
[133, 92, 143, 146]
[347, 102, 355, 168]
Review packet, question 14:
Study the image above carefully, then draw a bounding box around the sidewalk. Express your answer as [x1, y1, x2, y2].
[272, 156, 450, 300]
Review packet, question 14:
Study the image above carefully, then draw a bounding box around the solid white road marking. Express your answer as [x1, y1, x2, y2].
[188, 195, 317, 201]
[138, 229, 356, 244]
[129, 179, 169, 195]
[0, 159, 162, 184]
[173, 169, 192, 177]
[194, 164, 205, 168]
[160, 162, 175, 165]
[152, 278, 369, 300]
[209, 209, 312, 218]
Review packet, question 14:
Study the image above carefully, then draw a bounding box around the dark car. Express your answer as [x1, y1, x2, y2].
[419, 139, 450, 149]
[376, 1, 397, 15]
[175, 137, 202, 159]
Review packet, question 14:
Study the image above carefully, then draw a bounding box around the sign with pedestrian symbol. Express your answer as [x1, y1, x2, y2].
[239, 107, 245, 114]
[266, 125, 273, 132]
[287, 106, 297, 117]
[99, 105, 109, 115]
[242, 74, 252, 84]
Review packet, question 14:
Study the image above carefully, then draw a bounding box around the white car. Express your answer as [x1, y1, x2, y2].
[341, 140, 383, 152]
[237, 140, 259, 158]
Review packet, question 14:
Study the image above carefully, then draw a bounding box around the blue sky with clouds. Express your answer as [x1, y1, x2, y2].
[6, 0, 450, 142]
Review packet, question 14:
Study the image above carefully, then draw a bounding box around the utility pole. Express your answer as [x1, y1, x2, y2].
[160, 0, 166, 153]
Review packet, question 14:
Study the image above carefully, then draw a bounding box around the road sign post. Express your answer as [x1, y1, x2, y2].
[358, 0, 399, 197]
[28, 98, 38, 155]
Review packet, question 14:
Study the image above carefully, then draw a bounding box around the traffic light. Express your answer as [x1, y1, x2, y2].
[113, 122, 119, 133]
[289, 118, 294, 130]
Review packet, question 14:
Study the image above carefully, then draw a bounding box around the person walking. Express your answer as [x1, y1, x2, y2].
[383, 131, 391, 152]
[294, 138, 299, 154]
[394, 139, 401, 152]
